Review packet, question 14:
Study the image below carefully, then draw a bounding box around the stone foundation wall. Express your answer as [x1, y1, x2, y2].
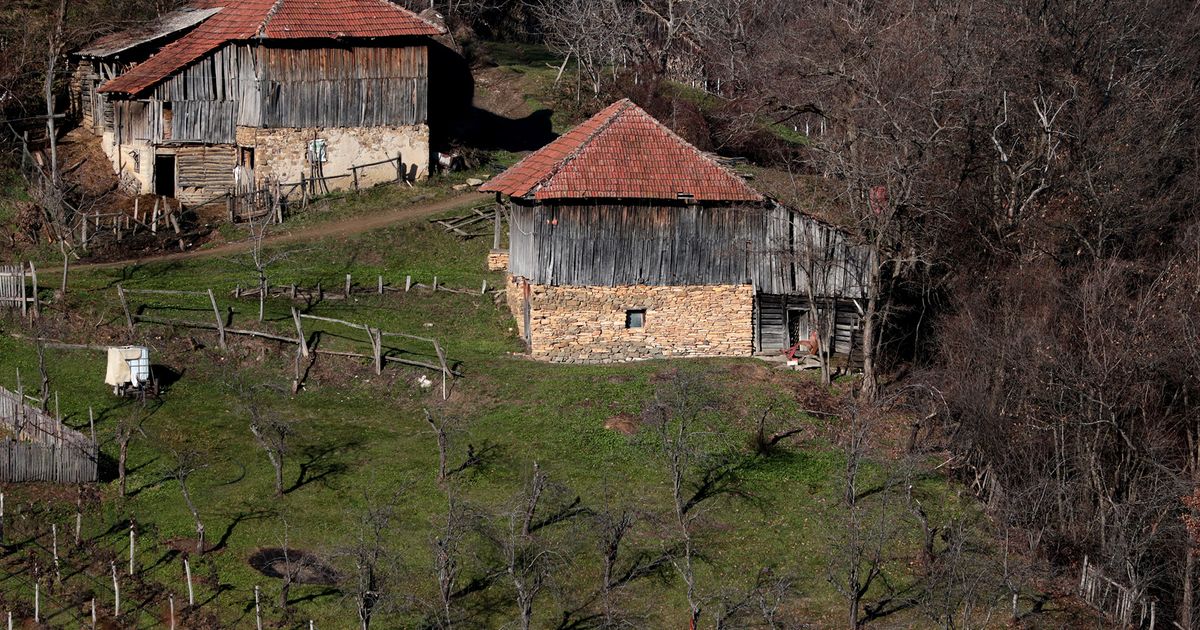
[487, 249, 509, 271]
[238, 124, 430, 190]
[506, 277, 754, 362]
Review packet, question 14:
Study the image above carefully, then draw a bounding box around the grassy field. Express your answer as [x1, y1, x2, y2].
[0, 181, 1012, 628]
[0, 44, 1066, 629]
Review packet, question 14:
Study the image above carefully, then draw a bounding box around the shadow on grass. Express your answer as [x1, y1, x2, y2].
[286, 437, 364, 494]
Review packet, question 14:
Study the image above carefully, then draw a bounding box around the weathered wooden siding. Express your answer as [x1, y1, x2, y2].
[755, 293, 862, 357]
[509, 201, 873, 297]
[149, 41, 429, 143]
[175, 144, 236, 205]
[113, 99, 162, 144]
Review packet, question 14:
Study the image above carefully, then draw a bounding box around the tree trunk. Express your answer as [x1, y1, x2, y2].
[860, 292, 879, 400]
[118, 439, 128, 497]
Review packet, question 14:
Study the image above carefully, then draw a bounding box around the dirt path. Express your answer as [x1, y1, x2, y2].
[79, 191, 493, 270]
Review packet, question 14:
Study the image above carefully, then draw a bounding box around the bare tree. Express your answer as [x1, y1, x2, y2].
[339, 491, 401, 630]
[238, 383, 295, 497]
[114, 403, 148, 498]
[169, 449, 207, 553]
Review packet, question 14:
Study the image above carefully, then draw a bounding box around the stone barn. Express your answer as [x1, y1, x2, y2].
[74, 0, 444, 205]
[482, 99, 875, 363]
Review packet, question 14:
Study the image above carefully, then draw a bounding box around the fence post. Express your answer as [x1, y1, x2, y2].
[352, 166, 360, 192]
[29, 262, 38, 318]
[116, 285, 135, 337]
[345, 274, 351, 298]
[208, 289, 226, 349]
[371, 328, 382, 375]
[292, 309, 309, 357]
[405, 275, 411, 292]
[395, 155, 403, 184]
[433, 276, 438, 292]
[378, 275, 383, 294]
[184, 557, 194, 606]
[111, 561, 120, 616]
[18, 263, 26, 318]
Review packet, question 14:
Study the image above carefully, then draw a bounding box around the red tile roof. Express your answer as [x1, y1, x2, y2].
[481, 99, 763, 203]
[98, 0, 443, 96]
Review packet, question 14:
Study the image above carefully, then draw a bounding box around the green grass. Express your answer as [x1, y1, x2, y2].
[0, 180, 999, 628]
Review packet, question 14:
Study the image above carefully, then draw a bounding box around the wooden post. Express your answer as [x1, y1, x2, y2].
[317, 282, 322, 300]
[433, 339, 449, 400]
[292, 309, 309, 357]
[18, 263, 26, 318]
[227, 193, 235, 223]
[151, 198, 159, 234]
[371, 328, 382, 375]
[52, 524, 60, 582]
[184, 557, 194, 605]
[405, 275, 411, 292]
[395, 155, 403, 184]
[433, 276, 438, 292]
[493, 205, 501, 249]
[129, 521, 135, 575]
[254, 586, 262, 630]
[169, 594, 176, 630]
[291, 284, 297, 299]
[352, 166, 360, 192]
[75, 512, 81, 546]
[377, 275, 383, 294]
[33, 582, 38, 623]
[481, 280, 487, 295]
[29, 262, 38, 317]
[111, 561, 120, 616]
[90, 598, 95, 628]
[208, 289, 226, 349]
[117, 285, 135, 337]
[345, 274, 351, 297]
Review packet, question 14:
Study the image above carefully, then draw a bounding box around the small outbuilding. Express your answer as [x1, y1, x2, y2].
[482, 99, 874, 363]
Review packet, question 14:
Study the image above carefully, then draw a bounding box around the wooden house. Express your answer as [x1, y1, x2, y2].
[74, 0, 444, 205]
[482, 99, 874, 363]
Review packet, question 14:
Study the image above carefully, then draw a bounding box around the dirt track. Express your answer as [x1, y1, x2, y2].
[78, 191, 493, 270]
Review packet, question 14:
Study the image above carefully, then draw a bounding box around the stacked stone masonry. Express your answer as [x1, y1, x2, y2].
[507, 275, 754, 363]
[487, 249, 510, 271]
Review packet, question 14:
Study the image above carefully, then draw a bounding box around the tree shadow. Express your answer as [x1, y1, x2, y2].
[211, 508, 275, 553]
[285, 438, 363, 494]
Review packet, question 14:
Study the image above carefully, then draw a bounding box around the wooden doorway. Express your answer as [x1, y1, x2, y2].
[154, 154, 176, 197]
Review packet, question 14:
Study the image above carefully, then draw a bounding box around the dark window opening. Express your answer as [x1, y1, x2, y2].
[154, 153, 176, 198]
[625, 309, 646, 329]
[240, 146, 255, 169]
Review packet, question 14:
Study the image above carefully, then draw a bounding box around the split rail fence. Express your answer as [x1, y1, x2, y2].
[0, 386, 97, 483]
[116, 285, 458, 399]
[0, 263, 39, 317]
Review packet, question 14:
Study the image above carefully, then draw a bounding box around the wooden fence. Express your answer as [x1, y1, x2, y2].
[118, 285, 458, 399]
[1079, 555, 1156, 628]
[0, 263, 39, 317]
[228, 154, 411, 222]
[0, 386, 97, 483]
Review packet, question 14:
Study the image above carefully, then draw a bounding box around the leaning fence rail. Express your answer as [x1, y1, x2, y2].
[0, 386, 97, 483]
[1079, 555, 1156, 628]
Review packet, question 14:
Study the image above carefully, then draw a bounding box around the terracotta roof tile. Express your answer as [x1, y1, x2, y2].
[481, 99, 762, 203]
[99, 0, 443, 96]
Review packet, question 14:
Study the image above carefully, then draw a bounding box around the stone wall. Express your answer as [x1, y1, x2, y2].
[487, 249, 509, 271]
[238, 124, 430, 190]
[506, 276, 754, 362]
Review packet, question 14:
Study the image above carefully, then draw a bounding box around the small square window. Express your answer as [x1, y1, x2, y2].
[625, 309, 646, 329]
